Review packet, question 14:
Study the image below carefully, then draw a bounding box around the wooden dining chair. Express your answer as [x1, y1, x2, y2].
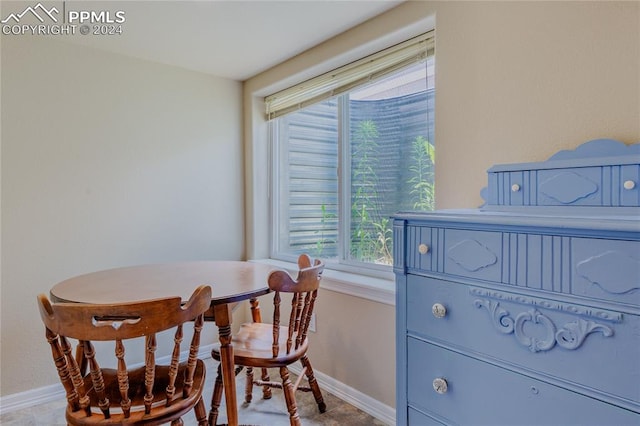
[208, 254, 326, 426]
[37, 285, 212, 426]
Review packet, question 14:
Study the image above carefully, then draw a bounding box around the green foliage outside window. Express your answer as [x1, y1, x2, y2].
[408, 135, 436, 211]
[314, 203, 336, 257]
[349, 122, 435, 265]
[351, 120, 390, 263]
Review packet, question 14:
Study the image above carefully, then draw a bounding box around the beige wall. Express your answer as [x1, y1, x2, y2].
[294, 289, 396, 406]
[0, 36, 243, 396]
[244, 0, 640, 410]
[435, 1, 639, 208]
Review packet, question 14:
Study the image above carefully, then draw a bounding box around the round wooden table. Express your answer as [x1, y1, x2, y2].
[50, 260, 276, 426]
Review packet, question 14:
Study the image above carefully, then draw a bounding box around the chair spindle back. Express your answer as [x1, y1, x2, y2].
[37, 285, 211, 423]
[267, 254, 323, 357]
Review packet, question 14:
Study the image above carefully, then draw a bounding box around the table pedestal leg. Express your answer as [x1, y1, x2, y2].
[213, 304, 238, 426]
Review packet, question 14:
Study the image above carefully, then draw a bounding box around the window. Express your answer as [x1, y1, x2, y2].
[268, 33, 434, 275]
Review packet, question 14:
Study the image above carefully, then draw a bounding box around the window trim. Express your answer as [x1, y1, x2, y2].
[268, 62, 433, 278]
[246, 14, 436, 303]
[250, 258, 395, 306]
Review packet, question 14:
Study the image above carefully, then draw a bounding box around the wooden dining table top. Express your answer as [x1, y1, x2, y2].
[49, 260, 276, 305]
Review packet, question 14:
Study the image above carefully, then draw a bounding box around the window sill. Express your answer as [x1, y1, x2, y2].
[249, 259, 396, 306]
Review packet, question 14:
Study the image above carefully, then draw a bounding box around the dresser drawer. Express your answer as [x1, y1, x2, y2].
[488, 164, 640, 207]
[407, 338, 640, 425]
[406, 226, 503, 282]
[406, 275, 640, 407]
[572, 238, 640, 306]
[406, 225, 640, 307]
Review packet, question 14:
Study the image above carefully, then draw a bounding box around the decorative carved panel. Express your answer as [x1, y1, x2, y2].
[469, 287, 623, 322]
[576, 250, 640, 295]
[474, 298, 614, 352]
[539, 171, 599, 204]
[447, 239, 498, 272]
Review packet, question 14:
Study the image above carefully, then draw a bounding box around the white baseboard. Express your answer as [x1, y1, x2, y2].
[0, 382, 66, 416]
[1, 345, 396, 426]
[289, 364, 396, 426]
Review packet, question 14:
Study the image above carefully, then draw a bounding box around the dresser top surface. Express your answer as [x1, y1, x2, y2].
[393, 209, 640, 233]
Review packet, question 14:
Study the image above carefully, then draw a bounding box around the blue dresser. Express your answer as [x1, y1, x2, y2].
[393, 139, 640, 425]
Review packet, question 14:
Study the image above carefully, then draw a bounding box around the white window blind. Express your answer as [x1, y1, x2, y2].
[265, 31, 435, 120]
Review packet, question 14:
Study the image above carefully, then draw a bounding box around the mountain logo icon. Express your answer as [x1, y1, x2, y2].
[1, 3, 59, 24]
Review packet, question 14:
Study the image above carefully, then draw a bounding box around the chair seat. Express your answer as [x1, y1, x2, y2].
[66, 360, 206, 426]
[211, 322, 309, 368]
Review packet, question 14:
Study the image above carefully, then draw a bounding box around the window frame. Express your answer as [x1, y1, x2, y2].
[246, 18, 437, 304]
[268, 60, 433, 280]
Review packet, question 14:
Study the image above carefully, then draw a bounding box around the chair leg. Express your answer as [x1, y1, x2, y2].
[301, 355, 326, 413]
[260, 368, 272, 399]
[170, 419, 184, 426]
[245, 367, 254, 403]
[194, 396, 208, 426]
[208, 364, 224, 426]
[280, 366, 301, 426]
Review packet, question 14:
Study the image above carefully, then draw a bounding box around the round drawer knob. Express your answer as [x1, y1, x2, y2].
[623, 180, 636, 190]
[418, 244, 430, 254]
[511, 183, 521, 192]
[432, 303, 447, 318]
[433, 378, 448, 394]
